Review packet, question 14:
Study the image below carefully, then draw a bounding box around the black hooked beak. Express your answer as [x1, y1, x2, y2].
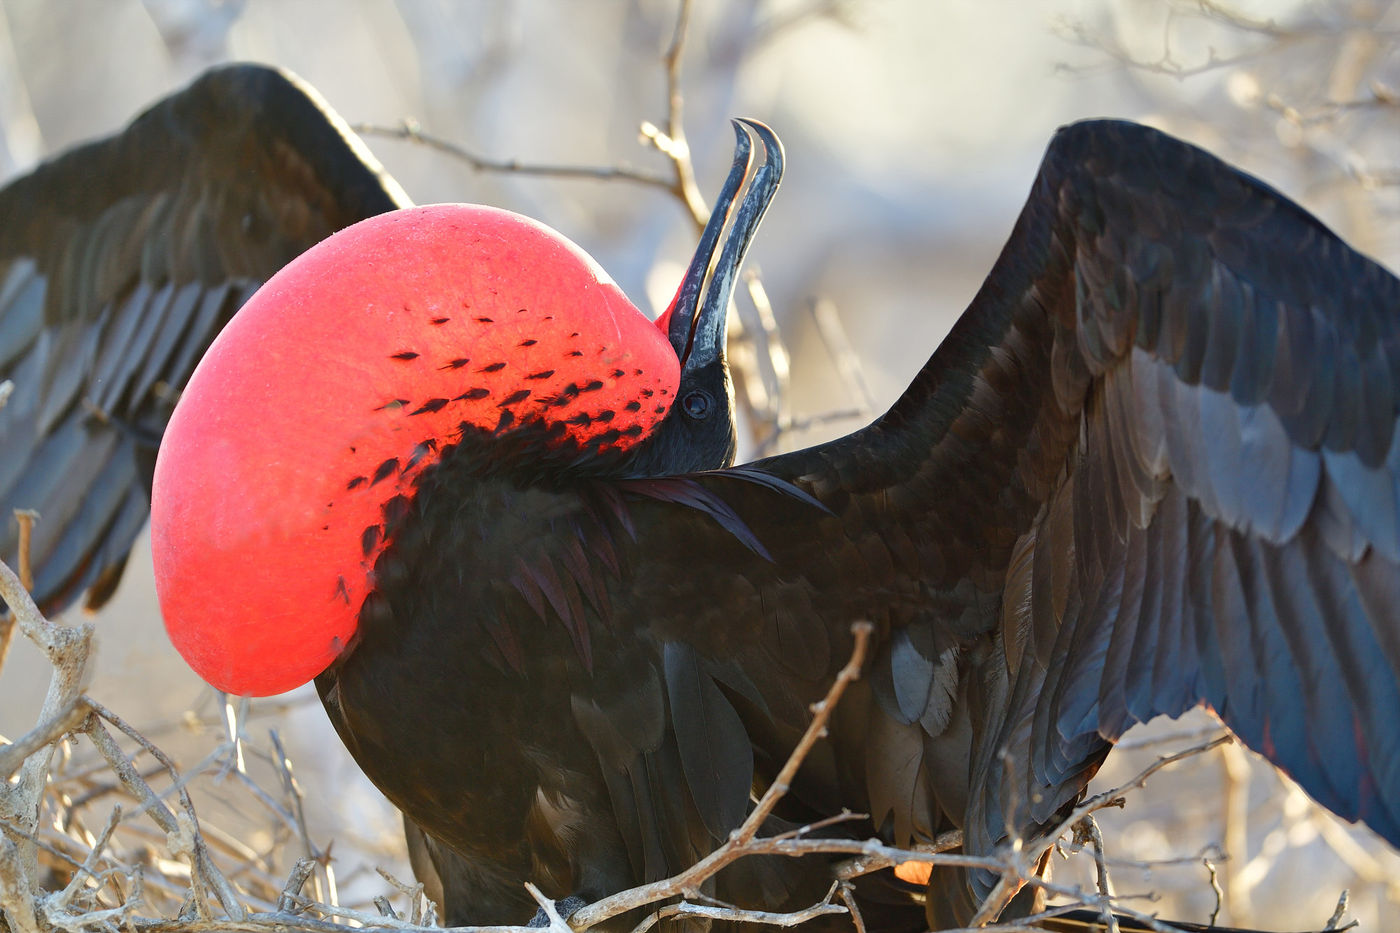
[666, 119, 784, 376]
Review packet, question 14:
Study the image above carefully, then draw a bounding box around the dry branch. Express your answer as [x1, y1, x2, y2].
[970, 734, 1233, 927]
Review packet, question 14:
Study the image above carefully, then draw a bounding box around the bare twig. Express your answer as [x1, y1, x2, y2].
[524, 883, 573, 933]
[834, 882, 866, 933]
[834, 829, 962, 881]
[808, 298, 873, 418]
[0, 556, 93, 933]
[350, 0, 711, 236]
[1202, 854, 1224, 929]
[1220, 738, 1250, 923]
[754, 297, 873, 455]
[13, 508, 36, 593]
[729, 272, 790, 449]
[351, 121, 674, 194]
[375, 868, 429, 926]
[270, 730, 336, 906]
[277, 859, 316, 913]
[970, 733, 1234, 925]
[53, 804, 120, 910]
[83, 709, 246, 921]
[0, 696, 89, 780]
[1075, 814, 1119, 933]
[1324, 889, 1354, 931]
[626, 888, 846, 933]
[648, 0, 707, 228]
[1, 508, 79, 679]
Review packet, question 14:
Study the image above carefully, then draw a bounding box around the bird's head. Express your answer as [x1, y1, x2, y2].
[151, 122, 782, 697]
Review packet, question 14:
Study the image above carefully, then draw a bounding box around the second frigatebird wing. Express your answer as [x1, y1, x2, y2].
[0, 63, 408, 614]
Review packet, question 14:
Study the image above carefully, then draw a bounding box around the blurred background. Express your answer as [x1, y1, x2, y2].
[0, 0, 1397, 929]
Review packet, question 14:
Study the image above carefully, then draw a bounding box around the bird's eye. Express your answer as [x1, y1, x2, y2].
[681, 390, 711, 420]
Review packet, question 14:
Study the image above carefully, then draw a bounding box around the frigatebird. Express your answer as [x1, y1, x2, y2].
[0, 62, 769, 927]
[0, 60, 794, 927]
[149, 75, 1400, 931]
[2, 64, 1398, 929]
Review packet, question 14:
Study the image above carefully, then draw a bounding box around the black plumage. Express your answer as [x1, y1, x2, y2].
[317, 119, 1400, 927]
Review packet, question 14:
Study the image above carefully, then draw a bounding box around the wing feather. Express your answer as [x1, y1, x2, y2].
[946, 115, 1400, 875]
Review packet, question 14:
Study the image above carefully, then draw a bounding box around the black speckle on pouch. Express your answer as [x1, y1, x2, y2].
[411, 398, 449, 415]
[371, 458, 400, 485]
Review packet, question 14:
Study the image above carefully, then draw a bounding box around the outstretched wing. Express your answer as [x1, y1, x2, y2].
[963, 120, 1400, 859]
[0, 64, 408, 613]
[611, 119, 1399, 918]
